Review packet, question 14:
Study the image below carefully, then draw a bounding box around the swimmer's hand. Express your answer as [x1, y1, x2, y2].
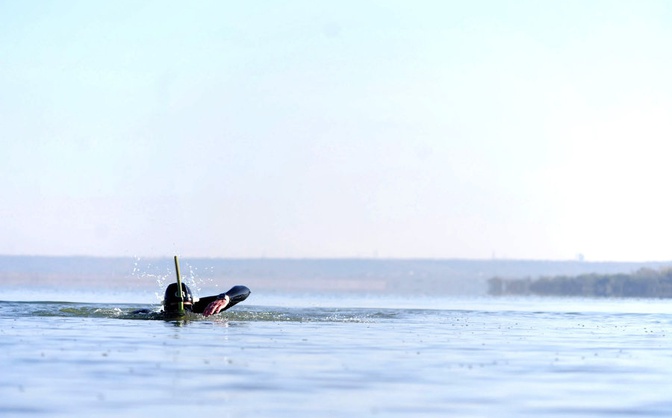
[202, 295, 229, 317]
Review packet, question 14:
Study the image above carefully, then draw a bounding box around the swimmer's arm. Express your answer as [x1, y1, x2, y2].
[192, 285, 251, 316]
[192, 293, 228, 315]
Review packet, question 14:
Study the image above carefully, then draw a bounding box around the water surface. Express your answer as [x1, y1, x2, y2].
[1, 294, 670, 417]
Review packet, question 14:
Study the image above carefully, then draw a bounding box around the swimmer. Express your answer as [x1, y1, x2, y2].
[134, 283, 250, 317]
[164, 283, 251, 316]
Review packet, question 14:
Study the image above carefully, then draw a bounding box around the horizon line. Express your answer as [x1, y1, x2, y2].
[1, 254, 672, 264]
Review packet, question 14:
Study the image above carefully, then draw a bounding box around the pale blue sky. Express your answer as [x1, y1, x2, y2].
[2, 0, 672, 260]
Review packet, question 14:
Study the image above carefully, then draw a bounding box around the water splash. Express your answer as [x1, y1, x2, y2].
[131, 257, 218, 302]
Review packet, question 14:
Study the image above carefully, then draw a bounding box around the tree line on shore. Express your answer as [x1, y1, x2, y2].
[488, 267, 672, 298]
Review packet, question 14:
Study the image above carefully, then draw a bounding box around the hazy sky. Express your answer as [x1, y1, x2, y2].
[2, 0, 672, 261]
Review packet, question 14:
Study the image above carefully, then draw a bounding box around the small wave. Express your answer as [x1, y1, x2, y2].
[2, 301, 381, 323]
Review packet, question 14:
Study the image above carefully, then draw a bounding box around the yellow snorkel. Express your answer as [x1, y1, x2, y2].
[173, 255, 185, 316]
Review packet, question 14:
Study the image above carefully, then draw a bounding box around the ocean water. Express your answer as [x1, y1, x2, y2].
[1, 286, 671, 417]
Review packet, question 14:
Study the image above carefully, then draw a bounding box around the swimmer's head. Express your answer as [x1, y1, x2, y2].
[163, 283, 194, 313]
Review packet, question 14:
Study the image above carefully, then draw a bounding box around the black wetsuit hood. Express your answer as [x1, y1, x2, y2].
[163, 283, 194, 313]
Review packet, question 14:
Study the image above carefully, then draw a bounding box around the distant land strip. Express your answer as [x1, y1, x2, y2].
[488, 267, 672, 298]
[3, 255, 672, 296]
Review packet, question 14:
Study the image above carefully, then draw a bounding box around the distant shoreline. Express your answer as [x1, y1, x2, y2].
[488, 267, 672, 298]
[3, 255, 672, 296]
